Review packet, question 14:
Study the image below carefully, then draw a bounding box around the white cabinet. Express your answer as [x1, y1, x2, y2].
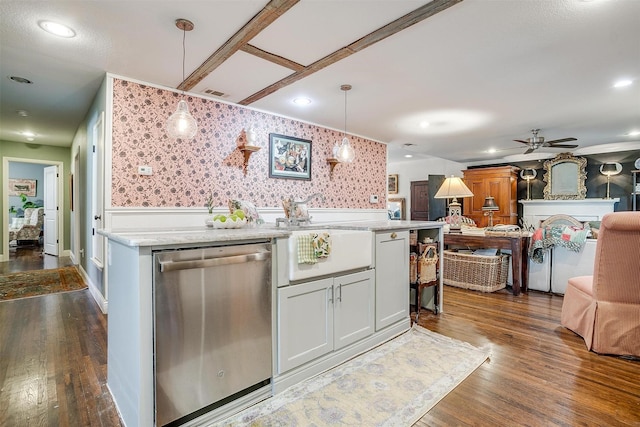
[375, 230, 410, 331]
[277, 269, 374, 373]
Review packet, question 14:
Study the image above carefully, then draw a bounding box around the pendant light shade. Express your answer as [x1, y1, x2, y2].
[336, 136, 355, 163]
[336, 84, 355, 163]
[166, 19, 197, 140]
[166, 100, 197, 139]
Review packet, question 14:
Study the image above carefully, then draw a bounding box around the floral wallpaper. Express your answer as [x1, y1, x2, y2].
[111, 78, 386, 210]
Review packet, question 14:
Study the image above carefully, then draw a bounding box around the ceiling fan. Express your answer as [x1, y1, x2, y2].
[514, 129, 578, 154]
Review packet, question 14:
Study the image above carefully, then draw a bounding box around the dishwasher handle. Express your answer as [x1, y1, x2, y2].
[158, 251, 271, 272]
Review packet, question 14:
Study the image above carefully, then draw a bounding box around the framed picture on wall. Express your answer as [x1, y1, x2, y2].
[8, 178, 37, 196]
[388, 197, 405, 220]
[269, 133, 312, 180]
[388, 174, 398, 194]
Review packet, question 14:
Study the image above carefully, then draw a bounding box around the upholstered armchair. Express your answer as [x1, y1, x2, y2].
[8, 207, 44, 243]
[560, 211, 640, 357]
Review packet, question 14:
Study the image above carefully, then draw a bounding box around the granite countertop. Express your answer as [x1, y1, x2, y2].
[98, 226, 292, 247]
[99, 220, 442, 247]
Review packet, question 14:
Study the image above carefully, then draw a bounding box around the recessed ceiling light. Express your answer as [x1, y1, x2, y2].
[292, 97, 311, 106]
[628, 130, 640, 136]
[38, 20, 76, 38]
[419, 121, 430, 129]
[26, 137, 35, 141]
[487, 148, 497, 154]
[16, 110, 29, 117]
[21, 131, 36, 138]
[613, 79, 633, 88]
[404, 154, 413, 158]
[9, 76, 33, 84]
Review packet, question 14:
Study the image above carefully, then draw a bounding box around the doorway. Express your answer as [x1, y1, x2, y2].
[2, 157, 65, 268]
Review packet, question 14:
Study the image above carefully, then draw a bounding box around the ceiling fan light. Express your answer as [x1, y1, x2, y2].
[166, 100, 197, 139]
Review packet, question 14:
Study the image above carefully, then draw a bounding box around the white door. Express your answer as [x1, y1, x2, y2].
[91, 112, 105, 268]
[333, 269, 375, 350]
[43, 165, 58, 255]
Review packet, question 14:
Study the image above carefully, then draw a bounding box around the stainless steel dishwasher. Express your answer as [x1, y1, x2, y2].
[153, 242, 272, 426]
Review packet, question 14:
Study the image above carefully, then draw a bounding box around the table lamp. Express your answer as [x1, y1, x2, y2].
[520, 169, 537, 200]
[600, 163, 621, 199]
[434, 176, 474, 233]
[482, 196, 499, 227]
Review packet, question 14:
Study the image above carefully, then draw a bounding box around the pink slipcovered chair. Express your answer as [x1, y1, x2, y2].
[560, 211, 640, 357]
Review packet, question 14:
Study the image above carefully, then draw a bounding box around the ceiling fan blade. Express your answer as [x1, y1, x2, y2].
[548, 144, 578, 148]
[524, 147, 535, 154]
[546, 137, 577, 144]
[514, 139, 530, 144]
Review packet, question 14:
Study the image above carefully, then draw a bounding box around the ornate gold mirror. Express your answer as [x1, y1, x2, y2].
[543, 153, 587, 200]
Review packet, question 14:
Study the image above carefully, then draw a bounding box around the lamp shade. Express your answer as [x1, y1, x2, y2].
[166, 100, 197, 140]
[434, 176, 474, 199]
[521, 168, 536, 180]
[600, 163, 621, 176]
[482, 196, 499, 211]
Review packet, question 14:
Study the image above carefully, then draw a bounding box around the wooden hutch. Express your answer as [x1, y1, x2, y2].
[462, 165, 519, 227]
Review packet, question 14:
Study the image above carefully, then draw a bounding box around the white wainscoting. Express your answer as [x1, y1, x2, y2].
[104, 207, 388, 232]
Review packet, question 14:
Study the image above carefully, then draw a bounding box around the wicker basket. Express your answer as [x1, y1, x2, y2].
[418, 246, 438, 284]
[443, 250, 509, 292]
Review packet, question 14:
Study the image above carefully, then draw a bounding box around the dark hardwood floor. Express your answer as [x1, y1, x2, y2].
[1, 245, 74, 274]
[1, 270, 638, 425]
[414, 287, 640, 426]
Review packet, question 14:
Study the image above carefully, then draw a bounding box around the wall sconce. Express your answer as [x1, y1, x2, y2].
[166, 19, 198, 140]
[482, 196, 499, 227]
[600, 162, 622, 199]
[239, 126, 261, 176]
[326, 157, 339, 179]
[520, 168, 537, 200]
[434, 176, 474, 233]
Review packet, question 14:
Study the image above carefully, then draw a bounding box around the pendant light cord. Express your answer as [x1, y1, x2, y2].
[181, 25, 186, 96]
[344, 88, 347, 137]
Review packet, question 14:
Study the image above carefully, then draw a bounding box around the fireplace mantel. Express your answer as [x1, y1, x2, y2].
[519, 198, 619, 228]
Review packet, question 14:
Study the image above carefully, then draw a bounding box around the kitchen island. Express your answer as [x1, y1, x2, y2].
[100, 220, 442, 426]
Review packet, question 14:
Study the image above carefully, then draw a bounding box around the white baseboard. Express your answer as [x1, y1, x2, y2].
[78, 264, 108, 314]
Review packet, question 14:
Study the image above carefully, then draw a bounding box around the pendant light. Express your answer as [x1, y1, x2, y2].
[336, 84, 356, 163]
[166, 18, 197, 140]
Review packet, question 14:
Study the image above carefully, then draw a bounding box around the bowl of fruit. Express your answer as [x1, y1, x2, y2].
[206, 209, 248, 229]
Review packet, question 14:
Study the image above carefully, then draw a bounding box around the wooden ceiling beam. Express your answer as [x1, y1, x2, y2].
[239, 0, 463, 105]
[178, 0, 300, 91]
[240, 44, 305, 72]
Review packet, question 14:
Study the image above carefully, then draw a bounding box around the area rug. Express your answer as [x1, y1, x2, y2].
[0, 266, 87, 301]
[216, 325, 490, 426]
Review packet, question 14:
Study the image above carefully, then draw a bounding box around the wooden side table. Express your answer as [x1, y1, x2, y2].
[412, 279, 439, 322]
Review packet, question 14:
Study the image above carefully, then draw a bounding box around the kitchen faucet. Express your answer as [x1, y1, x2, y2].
[276, 193, 325, 227]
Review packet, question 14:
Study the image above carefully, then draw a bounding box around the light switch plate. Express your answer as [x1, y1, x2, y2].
[138, 165, 152, 175]
[369, 195, 379, 203]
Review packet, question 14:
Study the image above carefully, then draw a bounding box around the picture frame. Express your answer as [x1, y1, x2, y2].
[388, 197, 405, 220]
[388, 174, 398, 194]
[269, 133, 312, 180]
[8, 178, 37, 197]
